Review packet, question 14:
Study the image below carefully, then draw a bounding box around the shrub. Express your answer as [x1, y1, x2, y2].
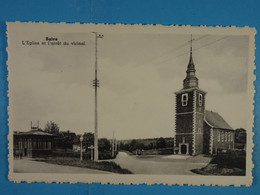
[211, 149, 246, 169]
[40, 157, 132, 174]
[52, 150, 117, 160]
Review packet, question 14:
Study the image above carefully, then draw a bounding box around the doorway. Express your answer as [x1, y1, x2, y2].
[181, 144, 187, 154]
[178, 143, 189, 155]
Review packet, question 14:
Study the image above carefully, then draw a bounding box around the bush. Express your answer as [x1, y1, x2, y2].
[39, 157, 132, 174]
[211, 149, 246, 169]
[52, 150, 117, 160]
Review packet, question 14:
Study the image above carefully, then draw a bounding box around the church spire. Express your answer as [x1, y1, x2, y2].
[189, 35, 194, 67]
[183, 35, 198, 89]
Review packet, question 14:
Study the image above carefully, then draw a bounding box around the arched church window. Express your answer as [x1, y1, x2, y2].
[182, 93, 188, 106]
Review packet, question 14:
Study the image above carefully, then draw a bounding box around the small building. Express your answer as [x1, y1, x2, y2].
[13, 125, 55, 158]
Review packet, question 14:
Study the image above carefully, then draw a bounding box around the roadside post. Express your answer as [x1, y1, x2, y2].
[88, 145, 94, 160]
[80, 135, 83, 161]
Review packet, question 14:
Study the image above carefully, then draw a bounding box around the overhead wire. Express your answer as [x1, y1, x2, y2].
[150, 35, 230, 67]
[135, 35, 209, 68]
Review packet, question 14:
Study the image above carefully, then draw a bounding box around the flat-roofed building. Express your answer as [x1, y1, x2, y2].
[13, 123, 55, 158]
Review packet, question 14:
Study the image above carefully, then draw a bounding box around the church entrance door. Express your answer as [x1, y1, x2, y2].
[181, 145, 187, 154]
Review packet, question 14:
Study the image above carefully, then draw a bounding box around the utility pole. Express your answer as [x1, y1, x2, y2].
[115, 138, 117, 153]
[80, 135, 83, 161]
[112, 131, 115, 157]
[92, 32, 103, 161]
[88, 145, 94, 161]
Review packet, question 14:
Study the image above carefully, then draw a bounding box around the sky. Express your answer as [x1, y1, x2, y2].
[8, 24, 251, 139]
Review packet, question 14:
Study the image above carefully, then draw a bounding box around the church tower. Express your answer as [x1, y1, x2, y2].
[174, 38, 206, 155]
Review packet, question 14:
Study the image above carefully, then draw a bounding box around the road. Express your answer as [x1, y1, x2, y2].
[14, 158, 112, 174]
[110, 152, 211, 175]
[14, 152, 211, 175]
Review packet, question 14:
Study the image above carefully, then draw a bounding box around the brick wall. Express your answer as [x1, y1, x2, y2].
[175, 113, 193, 134]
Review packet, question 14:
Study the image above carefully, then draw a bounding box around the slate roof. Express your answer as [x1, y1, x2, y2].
[14, 130, 54, 136]
[204, 110, 233, 130]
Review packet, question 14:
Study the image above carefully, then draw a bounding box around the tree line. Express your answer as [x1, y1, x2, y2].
[119, 137, 174, 152]
[40, 121, 246, 152]
[41, 121, 111, 152]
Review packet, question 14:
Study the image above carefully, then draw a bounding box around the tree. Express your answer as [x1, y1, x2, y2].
[129, 139, 137, 152]
[119, 142, 129, 151]
[148, 142, 154, 150]
[137, 143, 145, 150]
[44, 121, 59, 135]
[235, 128, 247, 149]
[84, 132, 94, 147]
[156, 137, 166, 149]
[98, 138, 111, 152]
[54, 130, 76, 150]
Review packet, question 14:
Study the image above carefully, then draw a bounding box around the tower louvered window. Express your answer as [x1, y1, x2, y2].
[199, 94, 203, 106]
[182, 93, 188, 106]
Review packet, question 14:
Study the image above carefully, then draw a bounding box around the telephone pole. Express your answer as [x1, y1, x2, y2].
[92, 32, 103, 161]
[112, 131, 115, 157]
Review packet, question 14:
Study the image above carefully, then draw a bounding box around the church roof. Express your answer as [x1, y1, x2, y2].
[175, 87, 207, 94]
[14, 130, 55, 136]
[205, 110, 233, 130]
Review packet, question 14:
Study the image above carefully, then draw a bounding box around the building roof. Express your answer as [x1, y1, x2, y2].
[175, 87, 207, 95]
[205, 110, 233, 130]
[14, 130, 55, 136]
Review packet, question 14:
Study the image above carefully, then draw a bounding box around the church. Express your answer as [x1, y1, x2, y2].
[174, 44, 235, 156]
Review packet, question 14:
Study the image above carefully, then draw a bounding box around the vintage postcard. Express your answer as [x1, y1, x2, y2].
[7, 22, 255, 186]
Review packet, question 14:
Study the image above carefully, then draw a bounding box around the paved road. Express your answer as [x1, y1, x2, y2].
[111, 152, 211, 175]
[14, 153, 211, 175]
[14, 158, 112, 174]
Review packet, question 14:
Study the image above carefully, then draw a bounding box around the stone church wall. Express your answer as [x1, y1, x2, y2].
[212, 129, 235, 154]
[175, 113, 193, 134]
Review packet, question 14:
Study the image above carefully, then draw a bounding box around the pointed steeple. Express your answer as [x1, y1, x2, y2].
[183, 35, 198, 89]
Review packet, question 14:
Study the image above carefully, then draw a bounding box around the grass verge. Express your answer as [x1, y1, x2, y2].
[191, 164, 245, 176]
[36, 157, 132, 174]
